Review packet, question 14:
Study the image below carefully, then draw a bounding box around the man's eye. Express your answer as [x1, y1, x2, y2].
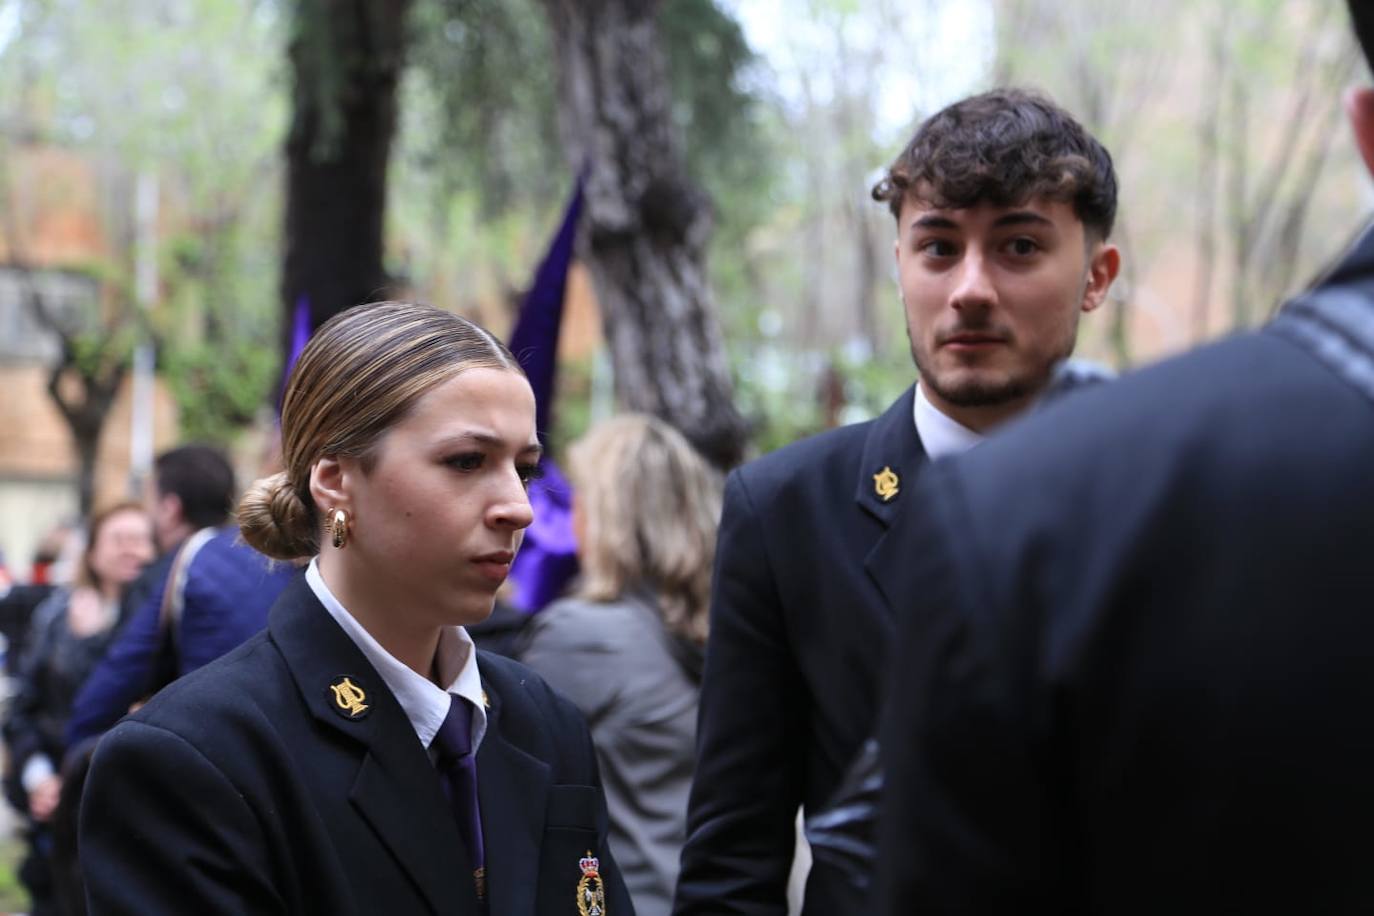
[919, 239, 956, 257]
[1006, 237, 1039, 256]
[447, 453, 484, 471]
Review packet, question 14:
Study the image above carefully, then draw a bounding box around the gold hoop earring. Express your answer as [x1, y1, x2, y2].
[329, 508, 352, 550]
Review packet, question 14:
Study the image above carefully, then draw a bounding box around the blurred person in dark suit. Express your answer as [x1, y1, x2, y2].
[0, 523, 82, 677]
[121, 445, 236, 619]
[64, 446, 243, 745]
[874, 4, 1374, 911]
[4, 503, 153, 915]
[675, 89, 1121, 915]
[50, 448, 265, 915]
[66, 530, 297, 748]
[523, 414, 720, 916]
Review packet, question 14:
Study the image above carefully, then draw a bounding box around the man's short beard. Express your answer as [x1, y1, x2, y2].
[910, 338, 1061, 409]
[920, 370, 1038, 408]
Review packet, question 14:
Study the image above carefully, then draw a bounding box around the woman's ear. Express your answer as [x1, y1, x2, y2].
[309, 456, 350, 516]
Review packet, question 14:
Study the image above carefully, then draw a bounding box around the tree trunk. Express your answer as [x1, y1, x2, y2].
[280, 0, 412, 370]
[46, 356, 125, 516]
[9, 257, 126, 516]
[538, 0, 751, 470]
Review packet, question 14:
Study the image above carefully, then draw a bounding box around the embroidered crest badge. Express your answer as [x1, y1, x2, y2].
[873, 466, 900, 502]
[577, 851, 606, 916]
[327, 675, 371, 720]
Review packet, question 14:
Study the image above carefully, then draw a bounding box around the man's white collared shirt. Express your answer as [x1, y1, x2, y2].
[914, 382, 985, 460]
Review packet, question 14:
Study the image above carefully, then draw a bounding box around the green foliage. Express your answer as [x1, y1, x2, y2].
[546, 352, 596, 458]
[396, 0, 793, 448]
[0, 836, 28, 912]
[406, 0, 562, 215]
[163, 336, 278, 443]
[660, 0, 776, 241]
[0, 0, 288, 446]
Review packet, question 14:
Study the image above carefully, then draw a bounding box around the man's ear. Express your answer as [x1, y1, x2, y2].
[158, 492, 183, 525]
[1082, 242, 1121, 313]
[1346, 86, 1374, 179]
[309, 456, 351, 516]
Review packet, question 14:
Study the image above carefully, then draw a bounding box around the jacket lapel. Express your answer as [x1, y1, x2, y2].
[268, 578, 475, 916]
[856, 386, 926, 615]
[475, 676, 551, 915]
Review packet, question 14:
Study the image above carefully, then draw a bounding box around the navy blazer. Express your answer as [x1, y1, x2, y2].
[874, 229, 1374, 913]
[80, 576, 633, 916]
[676, 388, 923, 915]
[68, 528, 297, 747]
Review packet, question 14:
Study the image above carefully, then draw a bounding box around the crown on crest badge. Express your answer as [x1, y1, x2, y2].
[576, 851, 605, 916]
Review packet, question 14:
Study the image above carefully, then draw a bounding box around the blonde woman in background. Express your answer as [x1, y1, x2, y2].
[521, 414, 721, 916]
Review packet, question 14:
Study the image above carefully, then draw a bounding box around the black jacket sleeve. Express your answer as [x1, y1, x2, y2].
[873, 466, 1057, 914]
[3, 594, 65, 810]
[80, 719, 287, 915]
[675, 472, 806, 915]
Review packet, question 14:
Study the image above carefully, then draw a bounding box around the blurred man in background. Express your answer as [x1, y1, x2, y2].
[124, 445, 236, 619]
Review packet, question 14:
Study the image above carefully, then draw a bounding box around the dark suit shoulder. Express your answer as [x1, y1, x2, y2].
[733, 386, 917, 510]
[951, 330, 1353, 508]
[124, 631, 289, 741]
[731, 418, 877, 515]
[478, 650, 596, 781]
[921, 329, 1374, 634]
[477, 649, 557, 705]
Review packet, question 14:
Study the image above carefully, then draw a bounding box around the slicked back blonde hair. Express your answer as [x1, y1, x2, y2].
[569, 414, 722, 645]
[239, 301, 522, 560]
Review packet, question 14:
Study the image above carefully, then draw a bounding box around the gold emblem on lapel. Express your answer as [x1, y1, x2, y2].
[576, 851, 606, 916]
[327, 676, 371, 720]
[873, 466, 900, 502]
[473, 866, 486, 901]
[481, 690, 490, 710]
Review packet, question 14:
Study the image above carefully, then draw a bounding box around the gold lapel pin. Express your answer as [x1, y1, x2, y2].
[481, 690, 490, 710]
[327, 675, 371, 720]
[873, 466, 899, 502]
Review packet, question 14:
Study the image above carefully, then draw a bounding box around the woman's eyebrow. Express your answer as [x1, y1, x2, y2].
[435, 431, 542, 458]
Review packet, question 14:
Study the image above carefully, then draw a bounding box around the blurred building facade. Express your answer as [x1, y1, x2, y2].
[0, 146, 178, 577]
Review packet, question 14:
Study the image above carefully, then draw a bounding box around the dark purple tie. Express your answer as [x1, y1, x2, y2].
[434, 694, 486, 902]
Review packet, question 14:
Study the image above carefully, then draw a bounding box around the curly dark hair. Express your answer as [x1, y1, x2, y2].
[872, 88, 1118, 240]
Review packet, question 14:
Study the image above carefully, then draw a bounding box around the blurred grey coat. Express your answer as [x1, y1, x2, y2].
[521, 594, 699, 916]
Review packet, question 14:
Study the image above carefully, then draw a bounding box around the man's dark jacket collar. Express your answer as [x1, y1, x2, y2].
[855, 385, 924, 526]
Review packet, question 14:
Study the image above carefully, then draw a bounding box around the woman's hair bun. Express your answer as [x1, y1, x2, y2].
[237, 471, 319, 560]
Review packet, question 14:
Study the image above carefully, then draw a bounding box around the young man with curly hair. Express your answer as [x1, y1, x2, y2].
[874, 2, 1374, 910]
[674, 89, 1121, 915]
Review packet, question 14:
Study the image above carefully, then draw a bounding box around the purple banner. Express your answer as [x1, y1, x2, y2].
[507, 179, 586, 613]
